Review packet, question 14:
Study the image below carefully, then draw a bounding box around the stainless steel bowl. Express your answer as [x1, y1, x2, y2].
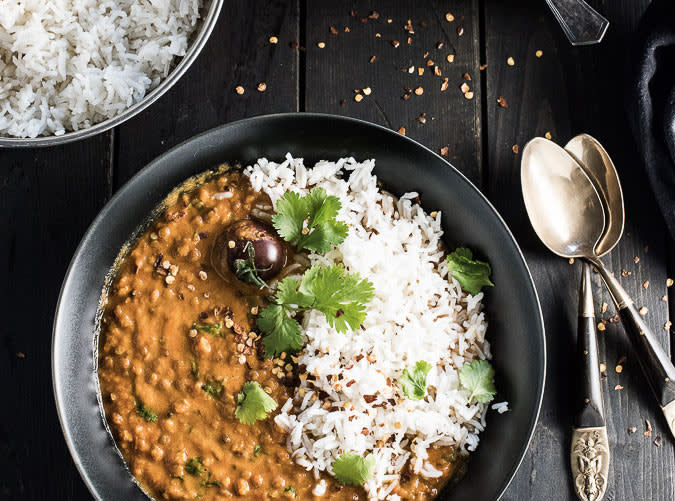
[0, 0, 223, 148]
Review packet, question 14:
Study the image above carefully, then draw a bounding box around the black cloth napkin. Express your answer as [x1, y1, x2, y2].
[628, 0, 675, 239]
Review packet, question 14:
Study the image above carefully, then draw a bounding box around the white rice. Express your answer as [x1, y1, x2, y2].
[0, 0, 201, 138]
[245, 154, 494, 500]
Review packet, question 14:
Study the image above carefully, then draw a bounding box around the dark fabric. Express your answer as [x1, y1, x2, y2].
[628, 0, 675, 238]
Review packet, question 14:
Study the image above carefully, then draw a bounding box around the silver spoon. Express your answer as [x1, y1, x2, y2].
[521, 137, 675, 439]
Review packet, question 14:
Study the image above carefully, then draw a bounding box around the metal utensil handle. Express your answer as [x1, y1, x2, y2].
[588, 257, 675, 411]
[545, 0, 610, 46]
[575, 262, 605, 428]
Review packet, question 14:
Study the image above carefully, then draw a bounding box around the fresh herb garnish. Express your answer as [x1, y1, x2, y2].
[272, 187, 348, 253]
[446, 247, 494, 295]
[136, 401, 158, 422]
[235, 381, 278, 424]
[201, 473, 221, 488]
[283, 485, 297, 497]
[399, 360, 432, 400]
[192, 321, 223, 337]
[257, 264, 374, 358]
[459, 359, 496, 404]
[190, 358, 199, 379]
[233, 242, 268, 288]
[201, 379, 224, 399]
[332, 452, 375, 486]
[185, 457, 205, 476]
[253, 444, 263, 457]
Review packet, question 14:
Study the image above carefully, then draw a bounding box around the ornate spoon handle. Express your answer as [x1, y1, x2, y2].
[571, 262, 609, 501]
[545, 0, 609, 46]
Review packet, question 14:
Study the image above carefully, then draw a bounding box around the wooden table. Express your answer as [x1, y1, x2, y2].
[1, 1, 673, 499]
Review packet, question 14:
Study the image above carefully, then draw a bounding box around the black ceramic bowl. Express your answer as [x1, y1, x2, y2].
[52, 113, 545, 500]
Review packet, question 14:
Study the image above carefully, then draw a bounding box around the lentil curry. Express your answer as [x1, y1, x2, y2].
[98, 169, 463, 500]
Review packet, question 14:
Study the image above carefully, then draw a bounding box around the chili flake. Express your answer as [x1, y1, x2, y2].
[447, 54, 455, 63]
[235, 85, 245, 95]
[257, 82, 267, 92]
[445, 12, 455, 22]
[536, 50, 543, 58]
[397, 127, 406, 135]
[507, 56, 515, 66]
[269, 36, 278, 44]
[497, 96, 508, 108]
[414, 86, 424, 95]
[512, 144, 519, 154]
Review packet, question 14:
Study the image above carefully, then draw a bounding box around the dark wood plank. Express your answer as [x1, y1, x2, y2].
[482, 1, 675, 499]
[114, 0, 301, 188]
[304, 0, 483, 185]
[0, 135, 113, 500]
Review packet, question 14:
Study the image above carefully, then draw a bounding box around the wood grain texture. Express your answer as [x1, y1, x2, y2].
[482, 0, 675, 499]
[0, 136, 113, 499]
[304, 0, 483, 185]
[114, 0, 300, 188]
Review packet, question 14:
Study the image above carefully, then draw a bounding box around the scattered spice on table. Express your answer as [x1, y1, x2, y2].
[440, 146, 449, 156]
[436, 41, 444, 49]
[354, 93, 363, 102]
[269, 36, 278, 44]
[363, 87, 372, 96]
[654, 436, 663, 447]
[599, 363, 607, 373]
[460, 82, 470, 93]
[369, 55, 377, 63]
[644, 419, 652, 437]
[434, 66, 442, 76]
[480, 63, 488, 70]
[392, 40, 400, 48]
[507, 56, 515, 66]
[643, 280, 649, 289]
[667, 277, 673, 287]
[445, 12, 455, 22]
[397, 127, 406, 135]
[414, 86, 424, 95]
[536, 50, 543, 58]
[662, 295, 668, 302]
[639, 306, 648, 316]
[257, 82, 267, 92]
[16, 352, 25, 359]
[235, 85, 245, 95]
[416, 113, 427, 124]
[457, 26, 464, 36]
[666, 321, 672, 332]
[497, 96, 508, 108]
[512, 144, 519, 154]
[317, 42, 326, 48]
[447, 54, 455, 63]
[441, 78, 449, 91]
[418, 67, 425, 76]
[463, 72, 471, 80]
[615, 385, 623, 390]
[569, 258, 574, 264]
[329, 26, 338, 35]
[597, 322, 606, 331]
[544, 131, 552, 140]
[464, 91, 474, 100]
[601, 302, 608, 314]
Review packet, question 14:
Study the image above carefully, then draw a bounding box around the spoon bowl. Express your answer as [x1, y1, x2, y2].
[565, 134, 625, 257]
[521, 137, 606, 258]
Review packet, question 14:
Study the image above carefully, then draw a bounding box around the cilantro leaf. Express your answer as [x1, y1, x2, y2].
[459, 359, 496, 403]
[272, 188, 348, 253]
[332, 452, 375, 485]
[399, 360, 432, 400]
[275, 277, 314, 308]
[235, 381, 278, 424]
[185, 457, 204, 476]
[201, 379, 224, 399]
[257, 304, 304, 358]
[136, 401, 158, 422]
[446, 247, 494, 295]
[308, 265, 374, 332]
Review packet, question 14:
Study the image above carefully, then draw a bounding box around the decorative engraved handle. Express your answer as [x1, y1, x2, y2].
[545, 0, 609, 46]
[570, 427, 610, 501]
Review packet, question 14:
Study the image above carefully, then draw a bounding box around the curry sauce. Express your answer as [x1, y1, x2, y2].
[98, 171, 460, 500]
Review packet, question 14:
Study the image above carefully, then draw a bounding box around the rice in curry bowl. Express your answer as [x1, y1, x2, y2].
[97, 154, 506, 500]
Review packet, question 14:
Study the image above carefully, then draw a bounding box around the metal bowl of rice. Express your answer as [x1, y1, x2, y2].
[0, 0, 223, 148]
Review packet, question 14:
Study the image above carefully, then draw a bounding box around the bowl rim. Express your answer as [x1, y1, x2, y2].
[52, 112, 546, 500]
[0, 0, 224, 148]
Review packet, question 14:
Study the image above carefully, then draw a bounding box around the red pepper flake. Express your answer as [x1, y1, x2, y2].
[361, 427, 370, 435]
[346, 380, 356, 387]
[440, 146, 449, 157]
[441, 78, 449, 91]
[416, 112, 427, 124]
[414, 86, 424, 95]
[463, 72, 471, 81]
[480, 63, 488, 70]
[644, 419, 653, 437]
[445, 12, 455, 22]
[436, 41, 444, 49]
[364, 395, 377, 403]
[349, 9, 357, 17]
[391, 40, 400, 48]
[654, 435, 663, 447]
[614, 384, 623, 390]
[369, 55, 377, 63]
[397, 127, 406, 135]
[407, 37, 412, 45]
[423, 51, 429, 59]
[344, 26, 351, 33]
[235, 85, 245, 95]
[627, 426, 637, 434]
[426, 59, 435, 67]
[497, 96, 508, 108]
[256, 82, 267, 92]
[434, 66, 441, 76]
[329, 26, 338, 35]
[355, 354, 364, 362]
[369, 10, 379, 19]
[457, 26, 464, 36]
[404, 19, 414, 34]
[16, 352, 25, 359]
[512, 144, 519, 154]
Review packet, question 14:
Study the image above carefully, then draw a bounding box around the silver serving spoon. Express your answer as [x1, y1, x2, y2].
[521, 137, 675, 439]
[564, 134, 620, 501]
[546, 0, 609, 46]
